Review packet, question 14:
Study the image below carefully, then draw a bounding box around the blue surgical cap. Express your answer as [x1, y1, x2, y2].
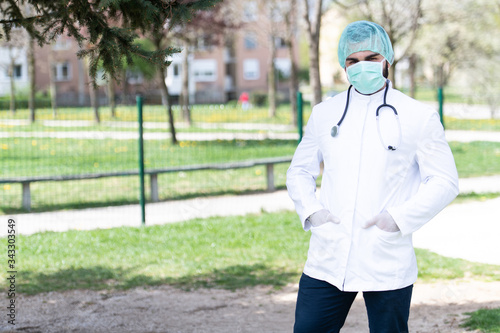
[338, 21, 394, 68]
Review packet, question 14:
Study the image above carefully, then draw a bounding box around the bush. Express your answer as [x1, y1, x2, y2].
[0, 98, 52, 110]
[250, 91, 268, 107]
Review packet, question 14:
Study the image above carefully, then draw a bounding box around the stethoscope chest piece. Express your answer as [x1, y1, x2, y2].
[330, 125, 339, 137]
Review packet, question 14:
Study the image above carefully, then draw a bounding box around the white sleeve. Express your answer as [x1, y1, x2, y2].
[387, 112, 459, 236]
[286, 109, 325, 231]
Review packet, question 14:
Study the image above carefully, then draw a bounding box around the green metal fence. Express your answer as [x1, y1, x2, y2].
[0, 101, 303, 218]
[1, 87, 500, 223]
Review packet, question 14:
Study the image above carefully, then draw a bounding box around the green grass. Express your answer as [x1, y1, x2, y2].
[445, 117, 500, 132]
[461, 308, 500, 333]
[415, 248, 500, 281]
[0, 103, 312, 125]
[454, 192, 500, 204]
[0, 138, 297, 177]
[450, 141, 500, 178]
[2, 211, 499, 295]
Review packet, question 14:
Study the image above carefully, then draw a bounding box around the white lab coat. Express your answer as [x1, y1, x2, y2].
[286, 83, 459, 292]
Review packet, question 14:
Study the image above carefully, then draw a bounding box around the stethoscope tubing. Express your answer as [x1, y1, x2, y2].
[331, 80, 401, 151]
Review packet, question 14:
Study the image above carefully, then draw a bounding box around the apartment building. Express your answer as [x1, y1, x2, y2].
[0, 1, 299, 106]
[166, 1, 299, 104]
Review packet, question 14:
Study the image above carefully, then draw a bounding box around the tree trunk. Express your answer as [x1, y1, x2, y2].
[90, 84, 100, 123]
[86, 58, 100, 123]
[180, 40, 192, 126]
[309, 37, 321, 107]
[107, 78, 116, 118]
[121, 68, 129, 104]
[27, 35, 36, 122]
[48, 52, 57, 118]
[159, 66, 177, 145]
[408, 54, 417, 98]
[288, 41, 299, 126]
[268, 37, 277, 118]
[285, 0, 299, 126]
[389, 60, 397, 88]
[9, 56, 16, 115]
[303, 0, 323, 107]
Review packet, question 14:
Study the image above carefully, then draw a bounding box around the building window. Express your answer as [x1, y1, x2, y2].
[243, 1, 258, 22]
[274, 37, 287, 49]
[243, 59, 260, 80]
[14, 65, 22, 79]
[270, 6, 284, 22]
[6, 65, 22, 79]
[244, 32, 257, 50]
[53, 36, 72, 51]
[127, 70, 144, 85]
[193, 59, 217, 82]
[173, 64, 180, 77]
[54, 62, 71, 81]
[274, 58, 291, 78]
[196, 35, 214, 52]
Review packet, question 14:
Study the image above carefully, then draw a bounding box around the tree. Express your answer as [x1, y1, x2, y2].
[22, 3, 37, 122]
[0, 0, 222, 86]
[415, 0, 489, 90]
[353, 0, 423, 88]
[266, 0, 300, 124]
[171, 3, 239, 125]
[0, 27, 24, 114]
[446, 0, 500, 118]
[302, 0, 324, 107]
[283, 0, 300, 125]
[26, 30, 36, 122]
[134, 35, 178, 144]
[150, 33, 178, 144]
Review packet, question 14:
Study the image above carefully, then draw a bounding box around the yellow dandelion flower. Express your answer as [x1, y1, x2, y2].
[255, 169, 262, 176]
[94, 162, 99, 168]
[3, 185, 11, 190]
[1, 144, 8, 150]
[50, 150, 56, 155]
[32, 140, 37, 146]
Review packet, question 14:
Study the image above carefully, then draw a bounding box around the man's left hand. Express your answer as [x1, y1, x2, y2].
[363, 211, 399, 232]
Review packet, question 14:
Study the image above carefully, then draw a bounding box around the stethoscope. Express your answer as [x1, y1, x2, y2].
[330, 79, 402, 151]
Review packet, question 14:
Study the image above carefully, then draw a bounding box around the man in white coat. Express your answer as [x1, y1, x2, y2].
[286, 21, 459, 333]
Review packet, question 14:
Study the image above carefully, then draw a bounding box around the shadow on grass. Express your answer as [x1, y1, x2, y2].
[14, 263, 299, 295]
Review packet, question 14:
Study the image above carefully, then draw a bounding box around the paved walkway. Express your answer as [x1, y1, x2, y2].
[2, 129, 500, 142]
[4, 175, 500, 266]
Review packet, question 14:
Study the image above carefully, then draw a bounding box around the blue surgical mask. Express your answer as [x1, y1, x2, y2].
[346, 60, 386, 95]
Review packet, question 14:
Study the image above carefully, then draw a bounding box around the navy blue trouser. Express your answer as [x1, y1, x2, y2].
[294, 273, 412, 333]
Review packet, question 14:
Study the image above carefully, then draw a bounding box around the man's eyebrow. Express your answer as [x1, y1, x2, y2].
[346, 52, 381, 62]
[345, 56, 358, 62]
[364, 52, 381, 59]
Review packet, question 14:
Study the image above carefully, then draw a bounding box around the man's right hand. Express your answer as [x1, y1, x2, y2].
[307, 209, 341, 227]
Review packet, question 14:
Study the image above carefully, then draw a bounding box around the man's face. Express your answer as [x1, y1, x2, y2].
[344, 50, 390, 78]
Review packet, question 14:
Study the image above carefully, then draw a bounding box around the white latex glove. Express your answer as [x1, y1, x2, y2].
[363, 211, 400, 232]
[307, 209, 341, 227]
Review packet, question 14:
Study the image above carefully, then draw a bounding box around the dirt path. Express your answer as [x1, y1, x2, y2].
[3, 280, 499, 333]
